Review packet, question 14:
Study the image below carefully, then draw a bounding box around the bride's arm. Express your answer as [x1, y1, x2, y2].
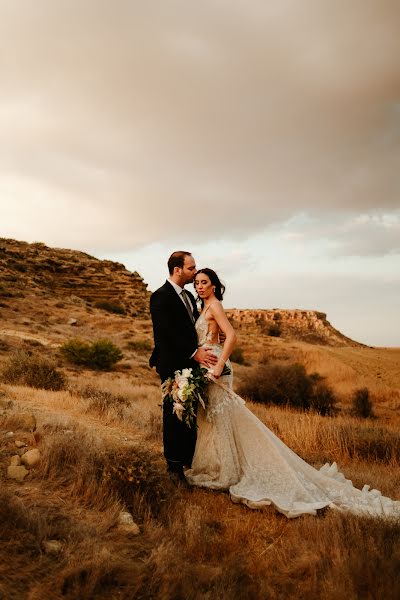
[209, 301, 237, 378]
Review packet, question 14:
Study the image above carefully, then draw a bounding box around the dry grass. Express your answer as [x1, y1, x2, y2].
[1, 335, 400, 598]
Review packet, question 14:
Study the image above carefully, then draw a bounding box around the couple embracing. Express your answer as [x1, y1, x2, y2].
[150, 251, 400, 519]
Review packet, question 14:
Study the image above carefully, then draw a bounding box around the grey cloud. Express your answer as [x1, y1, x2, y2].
[1, 1, 400, 251]
[281, 212, 400, 257]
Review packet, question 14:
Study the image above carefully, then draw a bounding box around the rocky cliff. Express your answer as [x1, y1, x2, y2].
[0, 238, 150, 316]
[0, 238, 362, 347]
[226, 309, 363, 347]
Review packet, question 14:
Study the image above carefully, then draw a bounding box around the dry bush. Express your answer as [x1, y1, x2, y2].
[230, 346, 246, 364]
[101, 446, 177, 521]
[80, 384, 131, 417]
[125, 339, 152, 353]
[351, 387, 374, 418]
[94, 300, 126, 315]
[1, 351, 65, 390]
[144, 410, 163, 442]
[0, 339, 10, 352]
[238, 361, 337, 415]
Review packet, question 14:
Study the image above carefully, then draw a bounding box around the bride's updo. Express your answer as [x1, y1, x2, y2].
[195, 268, 226, 306]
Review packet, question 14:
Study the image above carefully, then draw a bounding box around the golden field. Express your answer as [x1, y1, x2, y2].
[0, 247, 399, 599]
[1, 314, 400, 599]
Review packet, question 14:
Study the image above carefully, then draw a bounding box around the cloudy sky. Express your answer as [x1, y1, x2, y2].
[1, 1, 399, 345]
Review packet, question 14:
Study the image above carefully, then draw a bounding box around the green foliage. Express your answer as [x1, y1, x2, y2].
[230, 347, 245, 364]
[351, 387, 374, 418]
[94, 300, 126, 315]
[61, 338, 123, 370]
[237, 361, 337, 415]
[1, 351, 66, 390]
[126, 339, 152, 353]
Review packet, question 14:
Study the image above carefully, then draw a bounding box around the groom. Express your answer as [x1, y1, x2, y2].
[149, 251, 218, 480]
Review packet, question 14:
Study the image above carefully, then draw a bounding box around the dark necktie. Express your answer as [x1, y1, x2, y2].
[181, 290, 195, 323]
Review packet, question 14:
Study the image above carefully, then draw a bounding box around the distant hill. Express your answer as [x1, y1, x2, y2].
[226, 309, 364, 347]
[0, 238, 362, 347]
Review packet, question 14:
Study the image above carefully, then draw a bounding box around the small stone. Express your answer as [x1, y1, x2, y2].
[68, 318, 78, 326]
[42, 540, 63, 555]
[10, 455, 21, 466]
[118, 511, 140, 535]
[5, 431, 14, 438]
[7, 465, 29, 481]
[15, 440, 27, 448]
[21, 448, 41, 467]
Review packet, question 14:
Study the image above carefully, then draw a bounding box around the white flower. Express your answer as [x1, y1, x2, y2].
[181, 368, 192, 378]
[172, 402, 184, 421]
[177, 388, 184, 401]
[176, 375, 189, 389]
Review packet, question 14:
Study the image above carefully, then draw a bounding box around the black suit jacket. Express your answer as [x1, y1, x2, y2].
[149, 281, 199, 382]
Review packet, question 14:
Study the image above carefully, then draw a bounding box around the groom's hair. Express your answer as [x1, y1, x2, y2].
[168, 251, 192, 274]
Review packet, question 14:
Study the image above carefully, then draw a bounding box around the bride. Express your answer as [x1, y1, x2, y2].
[185, 268, 400, 519]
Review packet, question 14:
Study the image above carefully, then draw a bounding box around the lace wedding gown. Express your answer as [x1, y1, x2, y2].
[185, 308, 400, 519]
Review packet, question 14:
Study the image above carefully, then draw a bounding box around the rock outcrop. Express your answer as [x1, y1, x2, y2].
[0, 238, 150, 317]
[0, 238, 361, 346]
[226, 309, 363, 347]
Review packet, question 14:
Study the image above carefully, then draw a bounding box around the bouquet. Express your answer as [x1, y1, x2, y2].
[161, 363, 231, 429]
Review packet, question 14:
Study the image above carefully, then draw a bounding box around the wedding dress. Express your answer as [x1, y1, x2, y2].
[185, 306, 400, 519]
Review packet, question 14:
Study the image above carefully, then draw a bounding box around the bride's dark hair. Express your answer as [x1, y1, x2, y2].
[195, 268, 226, 308]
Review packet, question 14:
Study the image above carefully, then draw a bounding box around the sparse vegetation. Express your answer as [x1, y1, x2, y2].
[80, 384, 131, 416]
[126, 339, 153, 353]
[61, 338, 123, 370]
[1, 239, 400, 599]
[230, 347, 245, 364]
[351, 387, 374, 419]
[94, 300, 126, 315]
[237, 361, 337, 415]
[267, 322, 282, 337]
[1, 351, 66, 390]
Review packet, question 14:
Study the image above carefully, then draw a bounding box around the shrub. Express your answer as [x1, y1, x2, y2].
[237, 361, 336, 415]
[351, 387, 374, 418]
[126, 339, 153, 353]
[94, 300, 126, 315]
[230, 347, 245, 365]
[309, 380, 338, 416]
[80, 385, 130, 416]
[0, 339, 10, 352]
[1, 351, 66, 390]
[61, 338, 123, 370]
[238, 362, 312, 409]
[267, 323, 281, 337]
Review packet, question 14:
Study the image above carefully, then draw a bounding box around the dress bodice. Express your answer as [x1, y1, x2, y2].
[195, 301, 221, 346]
[195, 310, 215, 346]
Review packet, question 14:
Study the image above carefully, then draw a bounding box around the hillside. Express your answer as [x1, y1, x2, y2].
[0, 238, 150, 317]
[0, 238, 363, 349]
[1, 238, 399, 599]
[226, 308, 364, 347]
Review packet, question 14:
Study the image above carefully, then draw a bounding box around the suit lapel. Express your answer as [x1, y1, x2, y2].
[163, 281, 195, 325]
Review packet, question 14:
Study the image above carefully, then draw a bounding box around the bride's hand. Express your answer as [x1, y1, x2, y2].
[208, 360, 224, 379]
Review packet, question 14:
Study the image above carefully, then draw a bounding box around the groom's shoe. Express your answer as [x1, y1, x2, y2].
[167, 468, 191, 490]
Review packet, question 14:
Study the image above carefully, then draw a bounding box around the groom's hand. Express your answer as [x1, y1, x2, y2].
[193, 347, 218, 368]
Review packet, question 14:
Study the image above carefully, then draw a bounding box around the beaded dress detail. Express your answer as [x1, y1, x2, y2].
[185, 308, 400, 519]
